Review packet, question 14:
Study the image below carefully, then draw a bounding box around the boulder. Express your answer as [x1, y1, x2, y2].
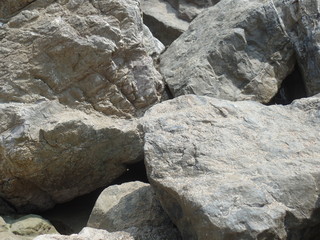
[34, 227, 134, 240]
[143, 94, 320, 239]
[141, 0, 189, 45]
[0, 0, 162, 212]
[87, 181, 181, 240]
[0, 101, 143, 212]
[160, 0, 296, 103]
[0, 0, 163, 118]
[0, 214, 58, 240]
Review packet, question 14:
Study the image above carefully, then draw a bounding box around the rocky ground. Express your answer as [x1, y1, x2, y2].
[0, 0, 319, 239]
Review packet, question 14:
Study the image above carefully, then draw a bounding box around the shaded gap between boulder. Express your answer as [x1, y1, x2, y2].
[268, 64, 307, 105]
[285, 202, 320, 240]
[143, 14, 183, 46]
[40, 160, 149, 235]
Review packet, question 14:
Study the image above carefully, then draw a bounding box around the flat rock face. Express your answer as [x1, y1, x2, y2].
[0, 101, 143, 212]
[143, 95, 320, 239]
[0, 0, 163, 118]
[34, 227, 134, 240]
[87, 181, 181, 240]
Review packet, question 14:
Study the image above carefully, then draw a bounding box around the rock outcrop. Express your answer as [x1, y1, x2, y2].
[143, 94, 320, 239]
[34, 227, 134, 240]
[88, 181, 181, 240]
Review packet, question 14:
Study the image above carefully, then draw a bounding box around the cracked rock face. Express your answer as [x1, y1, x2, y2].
[0, 0, 162, 212]
[0, 0, 163, 118]
[143, 94, 320, 239]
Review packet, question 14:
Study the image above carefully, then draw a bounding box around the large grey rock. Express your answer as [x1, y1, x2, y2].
[141, 0, 189, 45]
[0, 0, 163, 118]
[143, 94, 320, 239]
[34, 227, 134, 240]
[0, 0, 162, 212]
[87, 181, 181, 240]
[161, 0, 295, 103]
[0, 101, 143, 212]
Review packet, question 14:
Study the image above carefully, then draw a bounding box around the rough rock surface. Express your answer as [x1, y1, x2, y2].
[0, 0, 35, 18]
[161, 0, 295, 103]
[34, 227, 134, 240]
[87, 181, 181, 240]
[275, 0, 320, 96]
[143, 94, 320, 239]
[0, 0, 163, 118]
[0, 214, 58, 240]
[0, 0, 163, 212]
[141, 0, 189, 45]
[0, 101, 143, 212]
[165, 0, 219, 21]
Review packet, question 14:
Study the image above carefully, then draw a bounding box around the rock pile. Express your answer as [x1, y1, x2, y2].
[0, 0, 319, 239]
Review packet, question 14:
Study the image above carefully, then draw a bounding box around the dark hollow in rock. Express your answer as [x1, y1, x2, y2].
[143, 14, 183, 46]
[40, 160, 149, 234]
[268, 65, 307, 105]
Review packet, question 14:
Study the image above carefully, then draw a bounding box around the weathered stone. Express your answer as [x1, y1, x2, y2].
[34, 227, 134, 240]
[0, 101, 143, 212]
[166, 0, 217, 21]
[274, 0, 320, 96]
[0, 0, 35, 18]
[160, 0, 296, 103]
[142, 25, 165, 57]
[0, 0, 162, 212]
[0, 0, 163, 118]
[143, 94, 320, 239]
[141, 0, 189, 45]
[87, 181, 181, 240]
[0, 214, 58, 240]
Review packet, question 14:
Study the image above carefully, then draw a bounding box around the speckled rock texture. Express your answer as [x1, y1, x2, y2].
[88, 181, 181, 240]
[143, 94, 320, 240]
